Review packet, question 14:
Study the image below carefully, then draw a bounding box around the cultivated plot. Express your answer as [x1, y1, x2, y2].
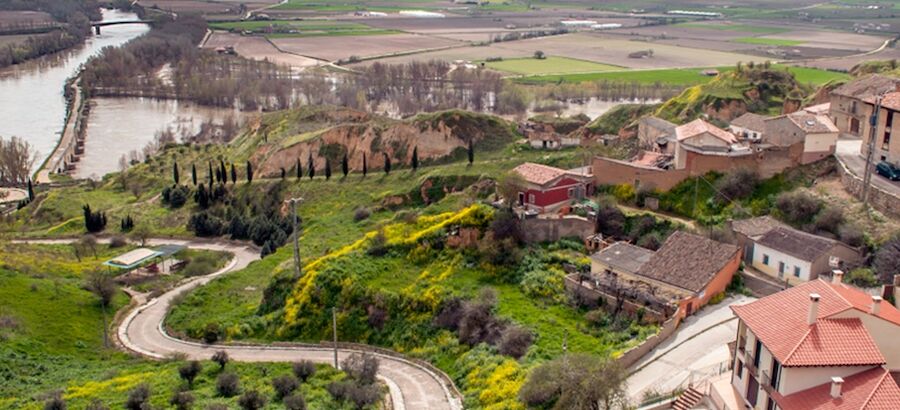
[203, 32, 324, 68]
[270, 32, 461, 61]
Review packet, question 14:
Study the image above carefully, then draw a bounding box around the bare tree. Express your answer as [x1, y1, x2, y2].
[84, 271, 117, 348]
[0, 136, 38, 185]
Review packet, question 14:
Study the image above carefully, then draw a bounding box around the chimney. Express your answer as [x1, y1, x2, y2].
[832, 270, 844, 284]
[808, 293, 821, 325]
[830, 377, 844, 399]
[871, 296, 883, 315]
[893, 274, 900, 287]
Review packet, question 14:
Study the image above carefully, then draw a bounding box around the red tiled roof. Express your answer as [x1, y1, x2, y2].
[879, 91, 900, 111]
[778, 367, 900, 410]
[512, 162, 566, 186]
[732, 280, 900, 367]
[783, 318, 884, 367]
[675, 118, 738, 144]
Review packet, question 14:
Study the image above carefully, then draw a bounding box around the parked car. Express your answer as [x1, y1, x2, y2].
[875, 161, 900, 181]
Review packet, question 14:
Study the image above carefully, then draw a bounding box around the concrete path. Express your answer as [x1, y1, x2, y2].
[626, 295, 755, 402]
[835, 138, 900, 197]
[16, 238, 461, 410]
[0, 187, 27, 204]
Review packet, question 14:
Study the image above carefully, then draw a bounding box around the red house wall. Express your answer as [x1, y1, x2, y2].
[524, 177, 583, 208]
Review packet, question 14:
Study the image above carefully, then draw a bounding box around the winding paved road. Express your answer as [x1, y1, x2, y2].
[19, 238, 461, 410]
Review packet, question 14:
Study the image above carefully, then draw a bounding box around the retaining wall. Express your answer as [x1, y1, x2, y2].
[836, 156, 900, 218]
[520, 215, 594, 243]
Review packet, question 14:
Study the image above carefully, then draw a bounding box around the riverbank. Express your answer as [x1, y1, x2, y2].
[35, 75, 85, 184]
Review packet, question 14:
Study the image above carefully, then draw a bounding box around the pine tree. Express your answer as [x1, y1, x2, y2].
[383, 153, 391, 175]
[362, 152, 368, 177]
[230, 163, 237, 184]
[27, 179, 34, 201]
[308, 153, 315, 180]
[468, 140, 474, 165]
[325, 158, 332, 180]
[411, 146, 419, 171]
[246, 161, 253, 183]
[173, 160, 180, 185]
[341, 153, 349, 178]
[191, 164, 197, 186]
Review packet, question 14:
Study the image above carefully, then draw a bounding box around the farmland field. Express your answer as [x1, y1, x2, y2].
[514, 65, 850, 86]
[271, 32, 462, 61]
[732, 37, 804, 46]
[209, 19, 400, 37]
[484, 56, 620, 75]
[202, 32, 325, 68]
[675, 22, 790, 34]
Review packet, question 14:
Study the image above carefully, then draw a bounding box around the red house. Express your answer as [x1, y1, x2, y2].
[512, 162, 593, 213]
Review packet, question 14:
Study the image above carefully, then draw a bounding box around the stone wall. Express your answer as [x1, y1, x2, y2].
[836, 156, 900, 218]
[563, 274, 672, 323]
[616, 307, 682, 369]
[520, 215, 594, 243]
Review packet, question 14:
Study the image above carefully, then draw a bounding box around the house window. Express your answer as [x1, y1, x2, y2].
[735, 360, 744, 379]
[770, 359, 781, 390]
[528, 194, 535, 204]
[778, 262, 785, 275]
[766, 398, 776, 410]
[793, 266, 801, 278]
[884, 131, 892, 151]
[753, 340, 762, 369]
[762, 254, 769, 265]
[887, 111, 894, 127]
[567, 188, 574, 198]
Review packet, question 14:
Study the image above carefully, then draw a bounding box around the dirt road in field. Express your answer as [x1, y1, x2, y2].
[17, 237, 462, 410]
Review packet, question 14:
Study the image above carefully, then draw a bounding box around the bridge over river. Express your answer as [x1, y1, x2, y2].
[91, 19, 153, 34]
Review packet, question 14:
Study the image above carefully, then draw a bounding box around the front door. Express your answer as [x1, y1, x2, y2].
[747, 375, 760, 407]
[518, 192, 525, 206]
[778, 262, 785, 278]
[850, 117, 860, 135]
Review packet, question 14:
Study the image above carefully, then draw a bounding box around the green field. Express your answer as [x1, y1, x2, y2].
[485, 56, 620, 75]
[0, 243, 350, 409]
[676, 22, 790, 34]
[209, 19, 399, 37]
[732, 37, 805, 46]
[514, 65, 850, 87]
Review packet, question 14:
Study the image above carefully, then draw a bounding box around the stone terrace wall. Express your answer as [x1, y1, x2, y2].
[836, 157, 900, 218]
[520, 215, 594, 243]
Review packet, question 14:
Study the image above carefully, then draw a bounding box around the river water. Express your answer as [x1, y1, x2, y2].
[0, 9, 150, 172]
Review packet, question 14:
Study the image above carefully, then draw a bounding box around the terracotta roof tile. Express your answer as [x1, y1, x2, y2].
[778, 368, 900, 410]
[756, 226, 839, 262]
[675, 118, 739, 144]
[786, 112, 839, 133]
[512, 162, 567, 186]
[833, 74, 899, 99]
[731, 113, 769, 132]
[732, 280, 900, 368]
[783, 318, 884, 366]
[635, 231, 739, 293]
[804, 103, 831, 115]
[879, 91, 900, 111]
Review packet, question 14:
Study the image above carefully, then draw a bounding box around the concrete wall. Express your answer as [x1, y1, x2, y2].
[781, 365, 873, 396]
[836, 155, 900, 218]
[520, 216, 594, 243]
[564, 274, 672, 323]
[616, 308, 682, 369]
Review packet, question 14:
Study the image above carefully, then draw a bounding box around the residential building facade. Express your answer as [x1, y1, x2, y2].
[750, 226, 861, 285]
[512, 162, 593, 213]
[829, 74, 900, 165]
[727, 276, 900, 410]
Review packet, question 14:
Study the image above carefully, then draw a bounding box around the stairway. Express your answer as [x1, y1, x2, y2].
[672, 387, 704, 410]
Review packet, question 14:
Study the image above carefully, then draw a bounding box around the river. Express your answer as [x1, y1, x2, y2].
[0, 9, 150, 172]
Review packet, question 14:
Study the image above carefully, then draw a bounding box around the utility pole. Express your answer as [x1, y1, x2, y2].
[286, 197, 303, 278]
[332, 307, 339, 369]
[862, 96, 883, 209]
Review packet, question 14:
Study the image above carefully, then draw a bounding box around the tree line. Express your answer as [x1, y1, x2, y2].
[0, 0, 98, 68]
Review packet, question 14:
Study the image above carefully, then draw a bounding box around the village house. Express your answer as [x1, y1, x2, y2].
[829, 74, 900, 165]
[511, 162, 593, 213]
[673, 118, 747, 169]
[764, 112, 839, 164]
[747, 225, 860, 285]
[728, 216, 789, 263]
[717, 276, 900, 410]
[730, 112, 768, 142]
[586, 231, 741, 319]
[522, 121, 581, 149]
[637, 116, 677, 154]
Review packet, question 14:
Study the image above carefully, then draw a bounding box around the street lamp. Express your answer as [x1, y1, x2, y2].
[285, 197, 303, 279]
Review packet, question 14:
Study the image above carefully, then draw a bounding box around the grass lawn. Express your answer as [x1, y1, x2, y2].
[485, 56, 620, 76]
[732, 37, 804, 46]
[676, 22, 789, 34]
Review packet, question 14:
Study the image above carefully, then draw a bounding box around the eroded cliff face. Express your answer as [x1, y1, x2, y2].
[246, 108, 515, 177]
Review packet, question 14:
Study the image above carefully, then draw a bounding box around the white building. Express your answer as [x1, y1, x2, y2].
[750, 226, 860, 285]
[720, 276, 900, 410]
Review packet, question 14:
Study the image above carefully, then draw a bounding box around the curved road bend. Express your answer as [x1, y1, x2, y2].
[16, 238, 461, 410]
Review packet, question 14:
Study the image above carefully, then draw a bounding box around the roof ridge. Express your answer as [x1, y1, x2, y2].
[783, 325, 814, 365]
[861, 369, 889, 410]
[822, 281, 854, 318]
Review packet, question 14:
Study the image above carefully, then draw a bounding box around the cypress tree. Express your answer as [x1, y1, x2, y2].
[308, 153, 315, 180]
[296, 157, 302, 179]
[173, 160, 180, 185]
[191, 164, 197, 186]
[230, 163, 237, 184]
[325, 158, 332, 180]
[246, 161, 253, 183]
[411, 146, 419, 171]
[383, 153, 391, 175]
[208, 162, 214, 185]
[281, 168, 286, 179]
[27, 179, 34, 201]
[341, 153, 349, 177]
[467, 140, 474, 165]
[219, 159, 226, 183]
[362, 152, 367, 177]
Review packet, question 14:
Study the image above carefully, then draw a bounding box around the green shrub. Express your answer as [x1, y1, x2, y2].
[845, 268, 879, 288]
[611, 184, 635, 203]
